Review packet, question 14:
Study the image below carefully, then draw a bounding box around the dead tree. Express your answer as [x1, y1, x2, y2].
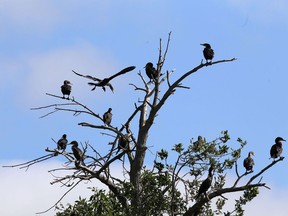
[4, 32, 281, 215]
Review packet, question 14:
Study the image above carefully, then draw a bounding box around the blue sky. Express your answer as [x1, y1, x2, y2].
[1, 1, 288, 215]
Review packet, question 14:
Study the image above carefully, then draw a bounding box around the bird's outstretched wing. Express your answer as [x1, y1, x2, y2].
[105, 66, 136, 82]
[72, 70, 101, 82]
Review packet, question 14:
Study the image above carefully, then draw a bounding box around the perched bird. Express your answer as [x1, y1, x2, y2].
[270, 137, 286, 159]
[145, 62, 158, 82]
[243, 151, 254, 172]
[116, 133, 131, 154]
[57, 134, 68, 151]
[103, 108, 112, 125]
[72, 66, 136, 92]
[70, 141, 85, 166]
[61, 80, 72, 99]
[193, 136, 204, 151]
[195, 165, 214, 200]
[201, 43, 214, 63]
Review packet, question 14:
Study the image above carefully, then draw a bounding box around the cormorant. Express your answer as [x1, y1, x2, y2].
[270, 137, 286, 160]
[57, 134, 68, 151]
[70, 141, 85, 166]
[201, 43, 214, 63]
[103, 108, 112, 125]
[145, 62, 158, 82]
[72, 66, 136, 92]
[195, 165, 214, 200]
[61, 80, 72, 99]
[243, 151, 254, 172]
[116, 133, 131, 154]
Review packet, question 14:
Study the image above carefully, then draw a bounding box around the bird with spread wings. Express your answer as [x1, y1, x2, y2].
[72, 66, 136, 92]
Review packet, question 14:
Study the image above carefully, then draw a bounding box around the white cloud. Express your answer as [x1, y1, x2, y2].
[0, 160, 127, 216]
[0, 0, 64, 35]
[213, 174, 288, 215]
[2, 160, 288, 216]
[0, 160, 93, 216]
[21, 43, 119, 105]
[0, 1, 116, 37]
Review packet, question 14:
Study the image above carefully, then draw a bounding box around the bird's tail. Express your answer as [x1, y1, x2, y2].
[88, 82, 97, 91]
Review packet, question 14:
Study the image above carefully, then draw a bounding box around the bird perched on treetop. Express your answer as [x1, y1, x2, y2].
[70, 141, 85, 166]
[243, 151, 254, 173]
[72, 66, 136, 92]
[192, 135, 205, 151]
[145, 62, 158, 82]
[270, 137, 286, 160]
[57, 134, 68, 151]
[195, 164, 214, 200]
[61, 80, 72, 99]
[201, 43, 214, 63]
[103, 108, 112, 126]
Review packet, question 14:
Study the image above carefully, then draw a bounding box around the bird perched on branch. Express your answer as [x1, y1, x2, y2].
[57, 134, 68, 151]
[145, 62, 158, 82]
[201, 43, 214, 63]
[103, 108, 112, 126]
[243, 151, 254, 173]
[70, 141, 85, 166]
[61, 80, 72, 99]
[116, 133, 131, 154]
[72, 66, 136, 92]
[195, 165, 214, 200]
[192, 136, 205, 151]
[270, 137, 286, 160]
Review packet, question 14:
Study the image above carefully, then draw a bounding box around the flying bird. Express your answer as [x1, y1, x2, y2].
[103, 108, 112, 126]
[270, 137, 286, 160]
[72, 66, 136, 92]
[243, 151, 254, 173]
[70, 141, 85, 166]
[61, 80, 72, 99]
[201, 43, 214, 63]
[57, 134, 68, 151]
[195, 165, 214, 200]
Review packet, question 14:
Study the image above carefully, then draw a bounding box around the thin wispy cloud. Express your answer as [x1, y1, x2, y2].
[0, 1, 64, 35]
[21, 43, 119, 105]
[225, 0, 288, 25]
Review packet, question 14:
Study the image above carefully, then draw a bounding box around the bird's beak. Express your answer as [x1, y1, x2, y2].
[200, 44, 204, 46]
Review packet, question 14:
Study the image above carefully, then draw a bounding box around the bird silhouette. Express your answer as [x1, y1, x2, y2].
[116, 133, 131, 154]
[61, 80, 72, 99]
[103, 108, 112, 126]
[72, 66, 136, 92]
[57, 134, 68, 151]
[145, 62, 158, 82]
[70, 141, 85, 166]
[195, 165, 214, 200]
[201, 43, 214, 63]
[270, 137, 286, 160]
[243, 151, 254, 172]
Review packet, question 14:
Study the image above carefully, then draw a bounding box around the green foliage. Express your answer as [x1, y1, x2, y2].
[56, 131, 261, 216]
[234, 187, 259, 216]
[56, 189, 123, 216]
